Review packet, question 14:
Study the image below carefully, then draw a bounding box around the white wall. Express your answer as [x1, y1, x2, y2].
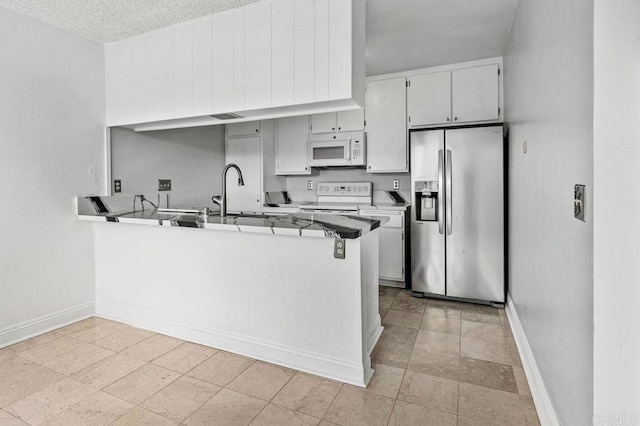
[0, 7, 105, 344]
[593, 0, 640, 418]
[111, 126, 225, 207]
[503, 0, 594, 424]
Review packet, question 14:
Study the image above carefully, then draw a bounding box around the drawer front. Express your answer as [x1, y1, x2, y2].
[360, 210, 403, 228]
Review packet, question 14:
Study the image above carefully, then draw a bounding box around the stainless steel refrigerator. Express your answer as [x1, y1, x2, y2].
[410, 126, 505, 305]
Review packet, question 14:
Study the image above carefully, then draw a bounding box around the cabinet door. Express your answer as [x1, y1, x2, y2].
[245, 2, 272, 110]
[311, 112, 337, 134]
[294, 0, 315, 104]
[173, 23, 193, 119]
[192, 17, 213, 116]
[336, 109, 364, 132]
[106, 40, 133, 126]
[314, 0, 329, 102]
[233, 9, 246, 111]
[408, 71, 451, 127]
[328, 0, 352, 100]
[212, 11, 234, 114]
[276, 116, 310, 175]
[365, 77, 408, 172]
[451, 64, 500, 123]
[379, 227, 404, 281]
[146, 29, 174, 122]
[227, 121, 261, 137]
[225, 136, 263, 214]
[271, 0, 295, 107]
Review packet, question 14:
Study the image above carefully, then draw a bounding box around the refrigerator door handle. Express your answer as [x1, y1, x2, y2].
[446, 149, 453, 236]
[438, 149, 444, 234]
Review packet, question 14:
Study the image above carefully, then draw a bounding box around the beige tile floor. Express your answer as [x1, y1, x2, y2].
[0, 288, 540, 425]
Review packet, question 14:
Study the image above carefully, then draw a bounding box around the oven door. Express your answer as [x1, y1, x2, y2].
[309, 140, 351, 167]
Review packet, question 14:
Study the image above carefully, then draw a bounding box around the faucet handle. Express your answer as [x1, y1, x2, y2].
[212, 195, 222, 206]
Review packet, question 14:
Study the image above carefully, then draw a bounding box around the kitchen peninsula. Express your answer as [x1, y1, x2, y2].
[77, 196, 384, 387]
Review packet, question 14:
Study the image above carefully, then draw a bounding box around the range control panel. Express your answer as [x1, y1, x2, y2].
[317, 182, 372, 196]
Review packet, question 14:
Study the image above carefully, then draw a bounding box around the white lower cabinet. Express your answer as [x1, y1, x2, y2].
[360, 210, 405, 283]
[276, 116, 310, 175]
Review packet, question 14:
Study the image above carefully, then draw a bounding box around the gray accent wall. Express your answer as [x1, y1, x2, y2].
[110, 126, 226, 208]
[503, 0, 594, 424]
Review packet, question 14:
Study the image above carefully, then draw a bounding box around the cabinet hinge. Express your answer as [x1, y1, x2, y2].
[498, 68, 501, 76]
[498, 108, 501, 115]
[406, 80, 410, 88]
[364, 120, 367, 127]
[408, 116, 411, 123]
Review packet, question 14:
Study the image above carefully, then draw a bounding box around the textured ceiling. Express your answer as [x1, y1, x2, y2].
[366, 0, 519, 75]
[0, 0, 263, 42]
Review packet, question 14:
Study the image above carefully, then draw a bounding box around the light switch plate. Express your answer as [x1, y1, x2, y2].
[334, 239, 346, 259]
[574, 184, 585, 222]
[158, 179, 172, 191]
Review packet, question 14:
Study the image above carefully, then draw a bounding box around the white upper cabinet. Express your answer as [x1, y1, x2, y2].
[310, 109, 364, 134]
[211, 11, 234, 114]
[245, 2, 272, 110]
[365, 77, 408, 173]
[408, 71, 452, 127]
[227, 121, 261, 137]
[192, 17, 213, 116]
[452, 64, 500, 122]
[276, 116, 310, 175]
[310, 112, 336, 134]
[271, 0, 294, 107]
[105, 0, 365, 128]
[407, 61, 502, 128]
[337, 109, 364, 132]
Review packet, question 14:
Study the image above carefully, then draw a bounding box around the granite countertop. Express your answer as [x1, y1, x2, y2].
[77, 196, 386, 239]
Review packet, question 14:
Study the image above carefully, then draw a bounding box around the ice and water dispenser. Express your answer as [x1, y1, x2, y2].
[414, 181, 439, 221]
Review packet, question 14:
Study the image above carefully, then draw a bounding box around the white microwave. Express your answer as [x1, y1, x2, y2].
[308, 132, 366, 167]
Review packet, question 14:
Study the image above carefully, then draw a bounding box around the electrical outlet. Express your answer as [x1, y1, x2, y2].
[307, 180, 313, 190]
[158, 179, 172, 191]
[113, 179, 121, 193]
[334, 239, 346, 259]
[574, 184, 585, 222]
[393, 179, 400, 190]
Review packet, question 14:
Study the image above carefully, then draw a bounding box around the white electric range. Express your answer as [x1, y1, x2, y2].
[298, 182, 373, 215]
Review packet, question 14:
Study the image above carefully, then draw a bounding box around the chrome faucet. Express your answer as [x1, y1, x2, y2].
[212, 163, 245, 217]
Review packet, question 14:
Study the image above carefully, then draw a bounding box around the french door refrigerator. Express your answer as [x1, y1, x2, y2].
[410, 126, 505, 305]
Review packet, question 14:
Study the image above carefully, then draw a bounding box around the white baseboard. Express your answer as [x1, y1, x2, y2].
[0, 302, 95, 349]
[95, 302, 370, 387]
[505, 293, 560, 426]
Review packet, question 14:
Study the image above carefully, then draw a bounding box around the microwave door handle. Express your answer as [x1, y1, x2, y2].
[345, 140, 351, 161]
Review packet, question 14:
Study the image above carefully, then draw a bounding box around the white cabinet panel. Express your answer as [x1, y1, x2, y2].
[192, 17, 213, 116]
[130, 37, 146, 124]
[328, 0, 351, 99]
[212, 11, 235, 113]
[311, 112, 336, 134]
[146, 29, 174, 122]
[452, 64, 500, 122]
[271, 0, 295, 107]
[227, 121, 261, 137]
[225, 136, 262, 213]
[245, 2, 272, 110]
[408, 71, 451, 127]
[276, 116, 310, 175]
[106, 40, 133, 125]
[294, 0, 315, 104]
[366, 77, 407, 173]
[314, 0, 329, 102]
[337, 109, 364, 132]
[174, 24, 193, 118]
[361, 210, 405, 282]
[233, 9, 246, 112]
